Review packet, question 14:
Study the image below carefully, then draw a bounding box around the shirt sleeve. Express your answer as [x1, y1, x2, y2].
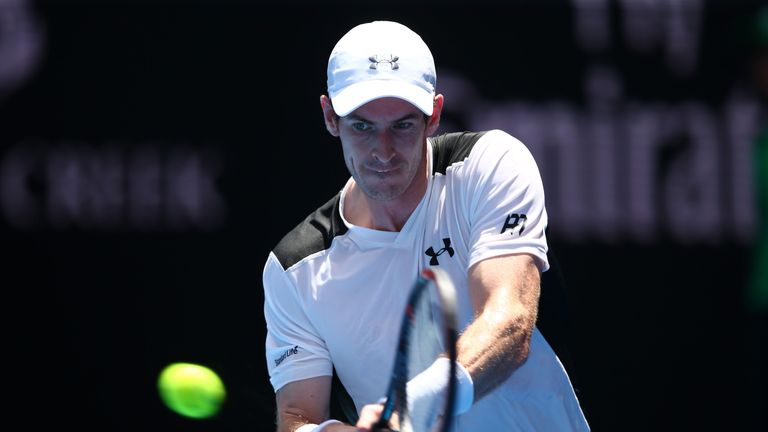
[263, 252, 333, 392]
[463, 130, 550, 271]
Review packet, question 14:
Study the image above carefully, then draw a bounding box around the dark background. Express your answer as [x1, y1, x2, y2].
[2, 0, 766, 430]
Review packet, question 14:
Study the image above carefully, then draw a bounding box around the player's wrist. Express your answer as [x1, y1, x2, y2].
[407, 357, 474, 416]
[452, 359, 475, 414]
[295, 419, 343, 432]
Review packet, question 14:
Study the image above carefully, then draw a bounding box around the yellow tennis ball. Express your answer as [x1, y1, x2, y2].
[157, 362, 226, 419]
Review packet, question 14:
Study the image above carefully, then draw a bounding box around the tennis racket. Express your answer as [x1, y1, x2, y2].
[372, 267, 460, 432]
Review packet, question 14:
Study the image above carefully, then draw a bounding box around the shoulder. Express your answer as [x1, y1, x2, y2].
[430, 131, 487, 174]
[430, 130, 527, 174]
[272, 193, 347, 270]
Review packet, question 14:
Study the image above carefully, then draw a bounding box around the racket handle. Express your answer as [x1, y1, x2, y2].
[372, 398, 397, 432]
[370, 418, 391, 431]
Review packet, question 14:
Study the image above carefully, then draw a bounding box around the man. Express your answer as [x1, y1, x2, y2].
[262, 21, 590, 431]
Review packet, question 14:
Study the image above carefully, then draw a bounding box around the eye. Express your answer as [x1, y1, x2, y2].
[394, 121, 414, 130]
[352, 121, 372, 132]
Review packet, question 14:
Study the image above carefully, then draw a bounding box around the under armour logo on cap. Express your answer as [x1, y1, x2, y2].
[369, 54, 399, 70]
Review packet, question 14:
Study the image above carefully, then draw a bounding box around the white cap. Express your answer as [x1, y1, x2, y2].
[327, 21, 436, 117]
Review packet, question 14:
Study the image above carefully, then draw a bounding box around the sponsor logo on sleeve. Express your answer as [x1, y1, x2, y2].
[274, 345, 299, 367]
[500, 213, 527, 235]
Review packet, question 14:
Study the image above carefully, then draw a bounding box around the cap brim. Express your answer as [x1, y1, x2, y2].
[330, 80, 434, 117]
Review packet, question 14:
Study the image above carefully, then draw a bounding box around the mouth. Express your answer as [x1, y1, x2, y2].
[373, 167, 395, 173]
[365, 164, 400, 174]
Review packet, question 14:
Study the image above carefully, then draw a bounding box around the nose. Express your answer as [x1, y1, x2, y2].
[371, 131, 396, 163]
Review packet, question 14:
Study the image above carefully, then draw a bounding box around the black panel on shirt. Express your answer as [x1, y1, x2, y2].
[272, 193, 347, 269]
[430, 131, 487, 175]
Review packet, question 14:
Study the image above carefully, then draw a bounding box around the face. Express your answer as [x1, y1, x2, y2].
[326, 97, 439, 202]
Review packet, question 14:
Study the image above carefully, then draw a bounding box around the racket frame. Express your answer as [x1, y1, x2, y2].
[373, 267, 460, 432]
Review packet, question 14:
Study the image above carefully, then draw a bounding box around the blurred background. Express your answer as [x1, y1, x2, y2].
[2, 0, 766, 430]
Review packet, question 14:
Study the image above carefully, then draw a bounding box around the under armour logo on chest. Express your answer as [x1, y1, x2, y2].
[425, 238, 454, 266]
[369, 54, 399, 70]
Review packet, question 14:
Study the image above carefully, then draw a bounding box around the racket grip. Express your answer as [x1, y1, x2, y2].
[371, 418, 391, 432]
[371, 397, 395, 432]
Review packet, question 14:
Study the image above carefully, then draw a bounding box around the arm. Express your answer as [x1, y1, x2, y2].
[264, 253, 358, 432]
[455, 131, 546, 400]
[459, 252, 540, 400]
[275, 377, 360, 432]
[275, 377, 330, 432]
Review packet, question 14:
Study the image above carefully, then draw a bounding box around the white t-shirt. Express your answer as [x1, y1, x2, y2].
[263, 129, 590, 431]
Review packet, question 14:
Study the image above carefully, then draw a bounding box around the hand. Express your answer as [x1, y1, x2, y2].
[355, 402, 400, 431]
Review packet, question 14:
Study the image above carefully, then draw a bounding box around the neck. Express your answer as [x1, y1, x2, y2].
[344, 178, 427, 232]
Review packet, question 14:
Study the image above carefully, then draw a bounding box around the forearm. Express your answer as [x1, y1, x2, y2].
[459, 254, 540, 400]
[275, 376, 343, 432]
[276, 410, 316, 432]
[456, 301, 536, 399]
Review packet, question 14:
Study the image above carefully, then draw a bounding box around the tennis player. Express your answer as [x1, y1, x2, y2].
[262, 21, 590, 431]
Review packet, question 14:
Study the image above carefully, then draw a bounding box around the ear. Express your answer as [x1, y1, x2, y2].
[425, 94, 444, 136]
[320, 95, 340, 137]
